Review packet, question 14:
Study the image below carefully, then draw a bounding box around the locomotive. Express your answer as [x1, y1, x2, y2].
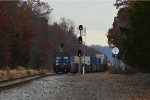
[53, 53, 108, 73]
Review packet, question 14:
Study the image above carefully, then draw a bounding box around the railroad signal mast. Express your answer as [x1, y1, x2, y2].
[78, 25, 83, 74]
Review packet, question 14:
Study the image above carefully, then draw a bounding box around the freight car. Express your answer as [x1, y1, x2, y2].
[53, 53, 107, 73]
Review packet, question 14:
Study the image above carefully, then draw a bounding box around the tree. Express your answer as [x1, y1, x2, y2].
[122, 1, 150, 71]
[0, 0, 100, 70]
[107, 0, 150, 72]
[0, 0, 53, 69]
[0, 1, 20, 68]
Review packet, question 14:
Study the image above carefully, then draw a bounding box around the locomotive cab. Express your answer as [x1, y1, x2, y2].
[53, 53, 71, 73]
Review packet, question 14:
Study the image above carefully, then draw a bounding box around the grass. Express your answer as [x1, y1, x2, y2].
[0, 67, 40, 80]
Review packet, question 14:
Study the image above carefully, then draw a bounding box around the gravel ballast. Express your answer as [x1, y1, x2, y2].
[0, 72, 150, 100]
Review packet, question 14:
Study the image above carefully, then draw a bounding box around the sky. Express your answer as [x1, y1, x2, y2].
[42, 0, 118, 46]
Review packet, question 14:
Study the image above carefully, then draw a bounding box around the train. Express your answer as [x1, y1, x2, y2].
[53, 53, 108, 73]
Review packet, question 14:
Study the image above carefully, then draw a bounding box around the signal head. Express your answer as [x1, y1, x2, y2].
[79, 25, 83, 30]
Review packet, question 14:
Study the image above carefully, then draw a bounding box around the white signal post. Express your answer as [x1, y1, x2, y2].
[112, 47, 119, 67]
[83, 27, 86, 75]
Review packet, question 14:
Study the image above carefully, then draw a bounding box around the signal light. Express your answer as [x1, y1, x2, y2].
[60, 43, 64, 47]
[78, 36, 82, 44]
[79, 25, 83, 30]
[78, 50, 82, 57]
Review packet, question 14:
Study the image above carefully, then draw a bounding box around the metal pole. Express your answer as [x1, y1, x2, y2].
[79, 56, 81, 74]
[79, 30, 81, 74]
[83, 44, 85, 74]
[114, 54, 116, 68]
[83, 28, 86, 74]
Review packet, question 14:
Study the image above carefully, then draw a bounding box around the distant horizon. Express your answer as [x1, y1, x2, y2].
[88, 44, 110, 47]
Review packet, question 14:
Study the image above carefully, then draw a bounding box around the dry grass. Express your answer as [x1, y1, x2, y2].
[0, 70, 8, 79]
[27, 69, 38, 75]
[108, 66, 138, 75]
[42, 68, 54, 75]
[0, 67, 40, 80]
[0, 66, 54, 79]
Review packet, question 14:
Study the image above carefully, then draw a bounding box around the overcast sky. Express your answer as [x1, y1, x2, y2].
[42, 0, 118, 46]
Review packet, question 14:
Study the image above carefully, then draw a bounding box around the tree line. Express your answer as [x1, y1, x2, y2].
[0, 0, 100, 70]
[107, 0, 150, 72]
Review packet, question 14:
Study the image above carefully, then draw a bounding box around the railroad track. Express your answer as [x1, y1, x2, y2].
[0, 74, 55, 91]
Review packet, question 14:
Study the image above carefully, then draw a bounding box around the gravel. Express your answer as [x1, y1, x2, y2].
[0, 72, 150, 100]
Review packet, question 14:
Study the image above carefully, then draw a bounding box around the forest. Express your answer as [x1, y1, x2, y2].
[0, 0, 100, 70]
[107, 0, 150, 72]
